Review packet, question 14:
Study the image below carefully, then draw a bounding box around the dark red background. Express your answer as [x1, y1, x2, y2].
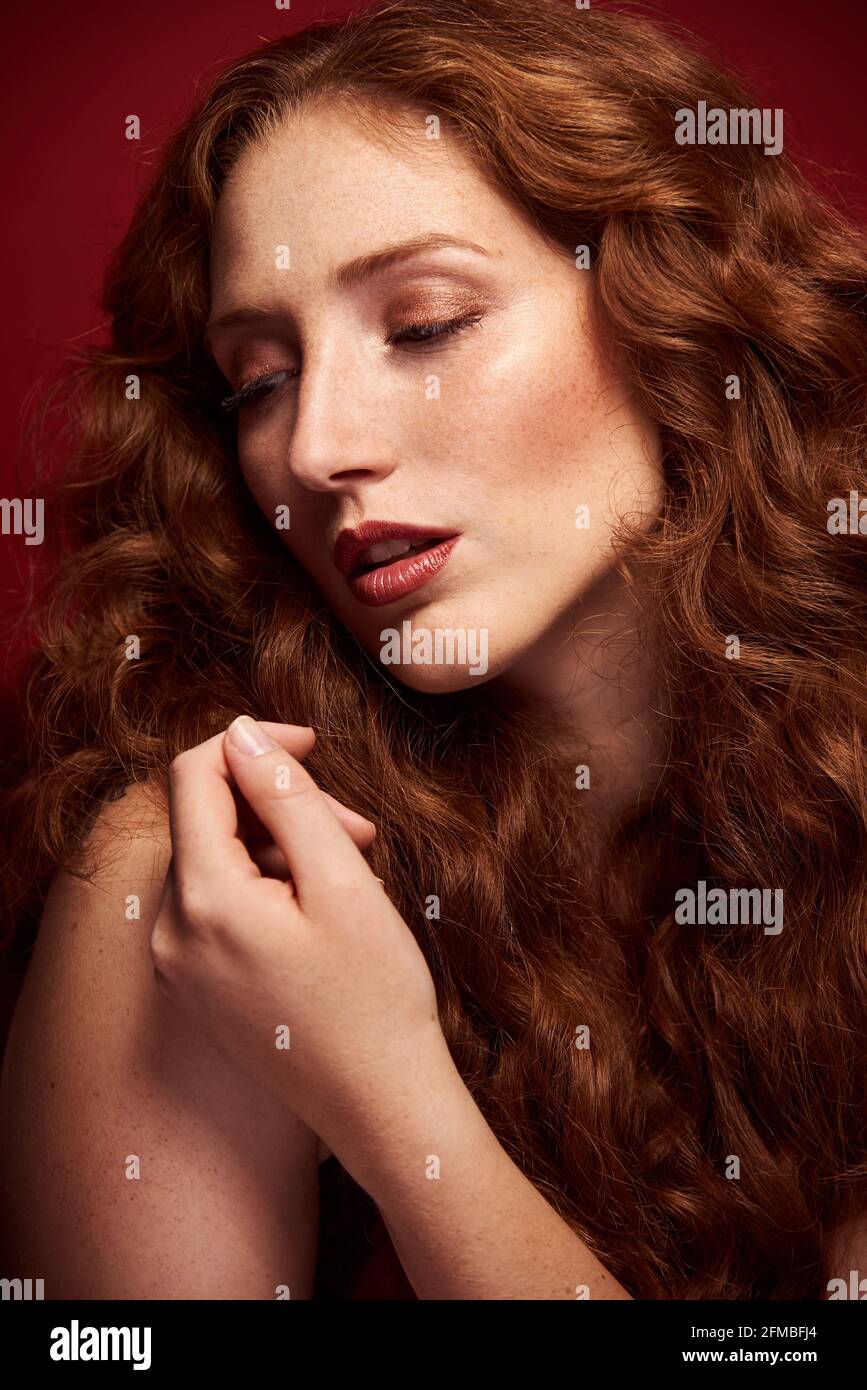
[2, 0, 866, 674]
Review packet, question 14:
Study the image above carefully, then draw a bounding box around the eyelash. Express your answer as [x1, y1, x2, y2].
[218, 311, 483, 414]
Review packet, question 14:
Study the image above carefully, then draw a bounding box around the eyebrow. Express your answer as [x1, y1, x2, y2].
[204, 233, 492, 346]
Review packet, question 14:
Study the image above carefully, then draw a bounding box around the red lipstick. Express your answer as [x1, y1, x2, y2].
[333, 521, 461, 608]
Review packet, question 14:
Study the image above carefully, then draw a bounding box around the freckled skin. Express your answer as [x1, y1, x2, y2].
[208, 99, 664, 696]
[0, 104, 672, 1305]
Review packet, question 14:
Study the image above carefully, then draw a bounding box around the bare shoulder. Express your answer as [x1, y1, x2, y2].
[73, 774, 172, 884]
[24, 775, 174, 1024]
[71, 778, 334, 1166]
[0, 775, 321, 1298]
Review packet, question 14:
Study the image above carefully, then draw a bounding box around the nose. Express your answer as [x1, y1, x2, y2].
[285, 340, 399, 493]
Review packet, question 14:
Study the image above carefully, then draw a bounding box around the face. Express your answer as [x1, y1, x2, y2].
[207, 99, 663, 693]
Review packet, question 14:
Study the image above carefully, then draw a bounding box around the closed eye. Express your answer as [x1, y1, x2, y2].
[220, 370, 293, 415]
[218, 313, 484, 413]
[386, 311, 484, 346]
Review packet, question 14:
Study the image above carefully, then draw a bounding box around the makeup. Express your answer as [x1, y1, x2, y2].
[334, 522, 461, 607]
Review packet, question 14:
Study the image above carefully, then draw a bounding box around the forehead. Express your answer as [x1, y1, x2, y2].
[209, 99, 536, 295]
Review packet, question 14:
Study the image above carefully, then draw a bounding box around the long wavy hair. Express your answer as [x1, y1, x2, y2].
[3, 0, 867, 1299]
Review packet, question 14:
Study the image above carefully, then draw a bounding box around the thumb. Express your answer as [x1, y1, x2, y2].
[223, 715, 368, 909]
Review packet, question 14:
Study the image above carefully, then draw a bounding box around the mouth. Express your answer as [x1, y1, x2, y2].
[334, 522, 461, 608]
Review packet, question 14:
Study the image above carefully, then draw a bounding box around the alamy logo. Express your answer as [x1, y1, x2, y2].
[0, 1276, 44, 1299]
[674, 880, 784, 935]
[675, 101, 783, 156]
[827, 1270, 867, 1299]
[379, 620, 489, 675]
[0, 497, 44, 545]
[49, 1320, 152, 1371]
[827, 491, 867, 534]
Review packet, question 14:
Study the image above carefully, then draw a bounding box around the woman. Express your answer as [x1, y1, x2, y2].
[1, 0, 865, 1300]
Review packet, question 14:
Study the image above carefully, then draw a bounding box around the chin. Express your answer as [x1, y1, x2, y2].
[350, 604, 509, 692]
[384, 662, 500, 694]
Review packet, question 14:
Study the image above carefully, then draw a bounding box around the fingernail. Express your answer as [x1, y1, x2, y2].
[226, 715, 280, 757]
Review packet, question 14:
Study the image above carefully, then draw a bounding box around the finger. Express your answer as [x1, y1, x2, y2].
[150, 858, 177, 985]
[248, 843, 291, 878]
[168, 722, 318, 894]
[323, 793, 377, 849]
[252, 794, 375, 857]
[235, 762, 377, 861]
[223, 715, 369, 908]
[250, 793, 376, 877]
[241, 787, 375, 853]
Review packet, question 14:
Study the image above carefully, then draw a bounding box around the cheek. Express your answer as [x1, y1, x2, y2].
[504, 341, 608, 483]
[437, 324, 657, 585]
[239, 445, 281, 514]
[434, 320, 609, 505]
[238, 451, 314, 568]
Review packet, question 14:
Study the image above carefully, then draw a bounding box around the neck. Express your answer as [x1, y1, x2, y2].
[498, 564, 664, 826]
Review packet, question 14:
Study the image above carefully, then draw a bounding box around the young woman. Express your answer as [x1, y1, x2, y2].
[1, 0, 865, 1300]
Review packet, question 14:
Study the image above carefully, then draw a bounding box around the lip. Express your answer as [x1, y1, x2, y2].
[333, 521, 461, 608]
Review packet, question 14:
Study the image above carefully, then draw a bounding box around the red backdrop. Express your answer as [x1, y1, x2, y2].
[2, 0, 866, 676]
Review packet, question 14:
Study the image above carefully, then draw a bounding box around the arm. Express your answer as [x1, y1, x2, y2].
[358, 1048, 866, 1301]
[342, 1040, 633, 1301]
[0, 781, 321, 1300]
[144, 718, 633, 1302]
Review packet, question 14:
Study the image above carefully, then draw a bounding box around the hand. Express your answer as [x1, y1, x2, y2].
[232, 726, 377, 876]
[149, 716, 447, 1175]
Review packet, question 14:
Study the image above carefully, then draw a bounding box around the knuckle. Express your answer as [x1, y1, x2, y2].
[285, 772, 320, 804]
[149, 923, 174, 981]
[151, 962, 172, 994]
[325, 872, 360, 904]
[173, 878, 217, 929]
[260, 758, 319, 803]
[168, 749, 194, 783]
